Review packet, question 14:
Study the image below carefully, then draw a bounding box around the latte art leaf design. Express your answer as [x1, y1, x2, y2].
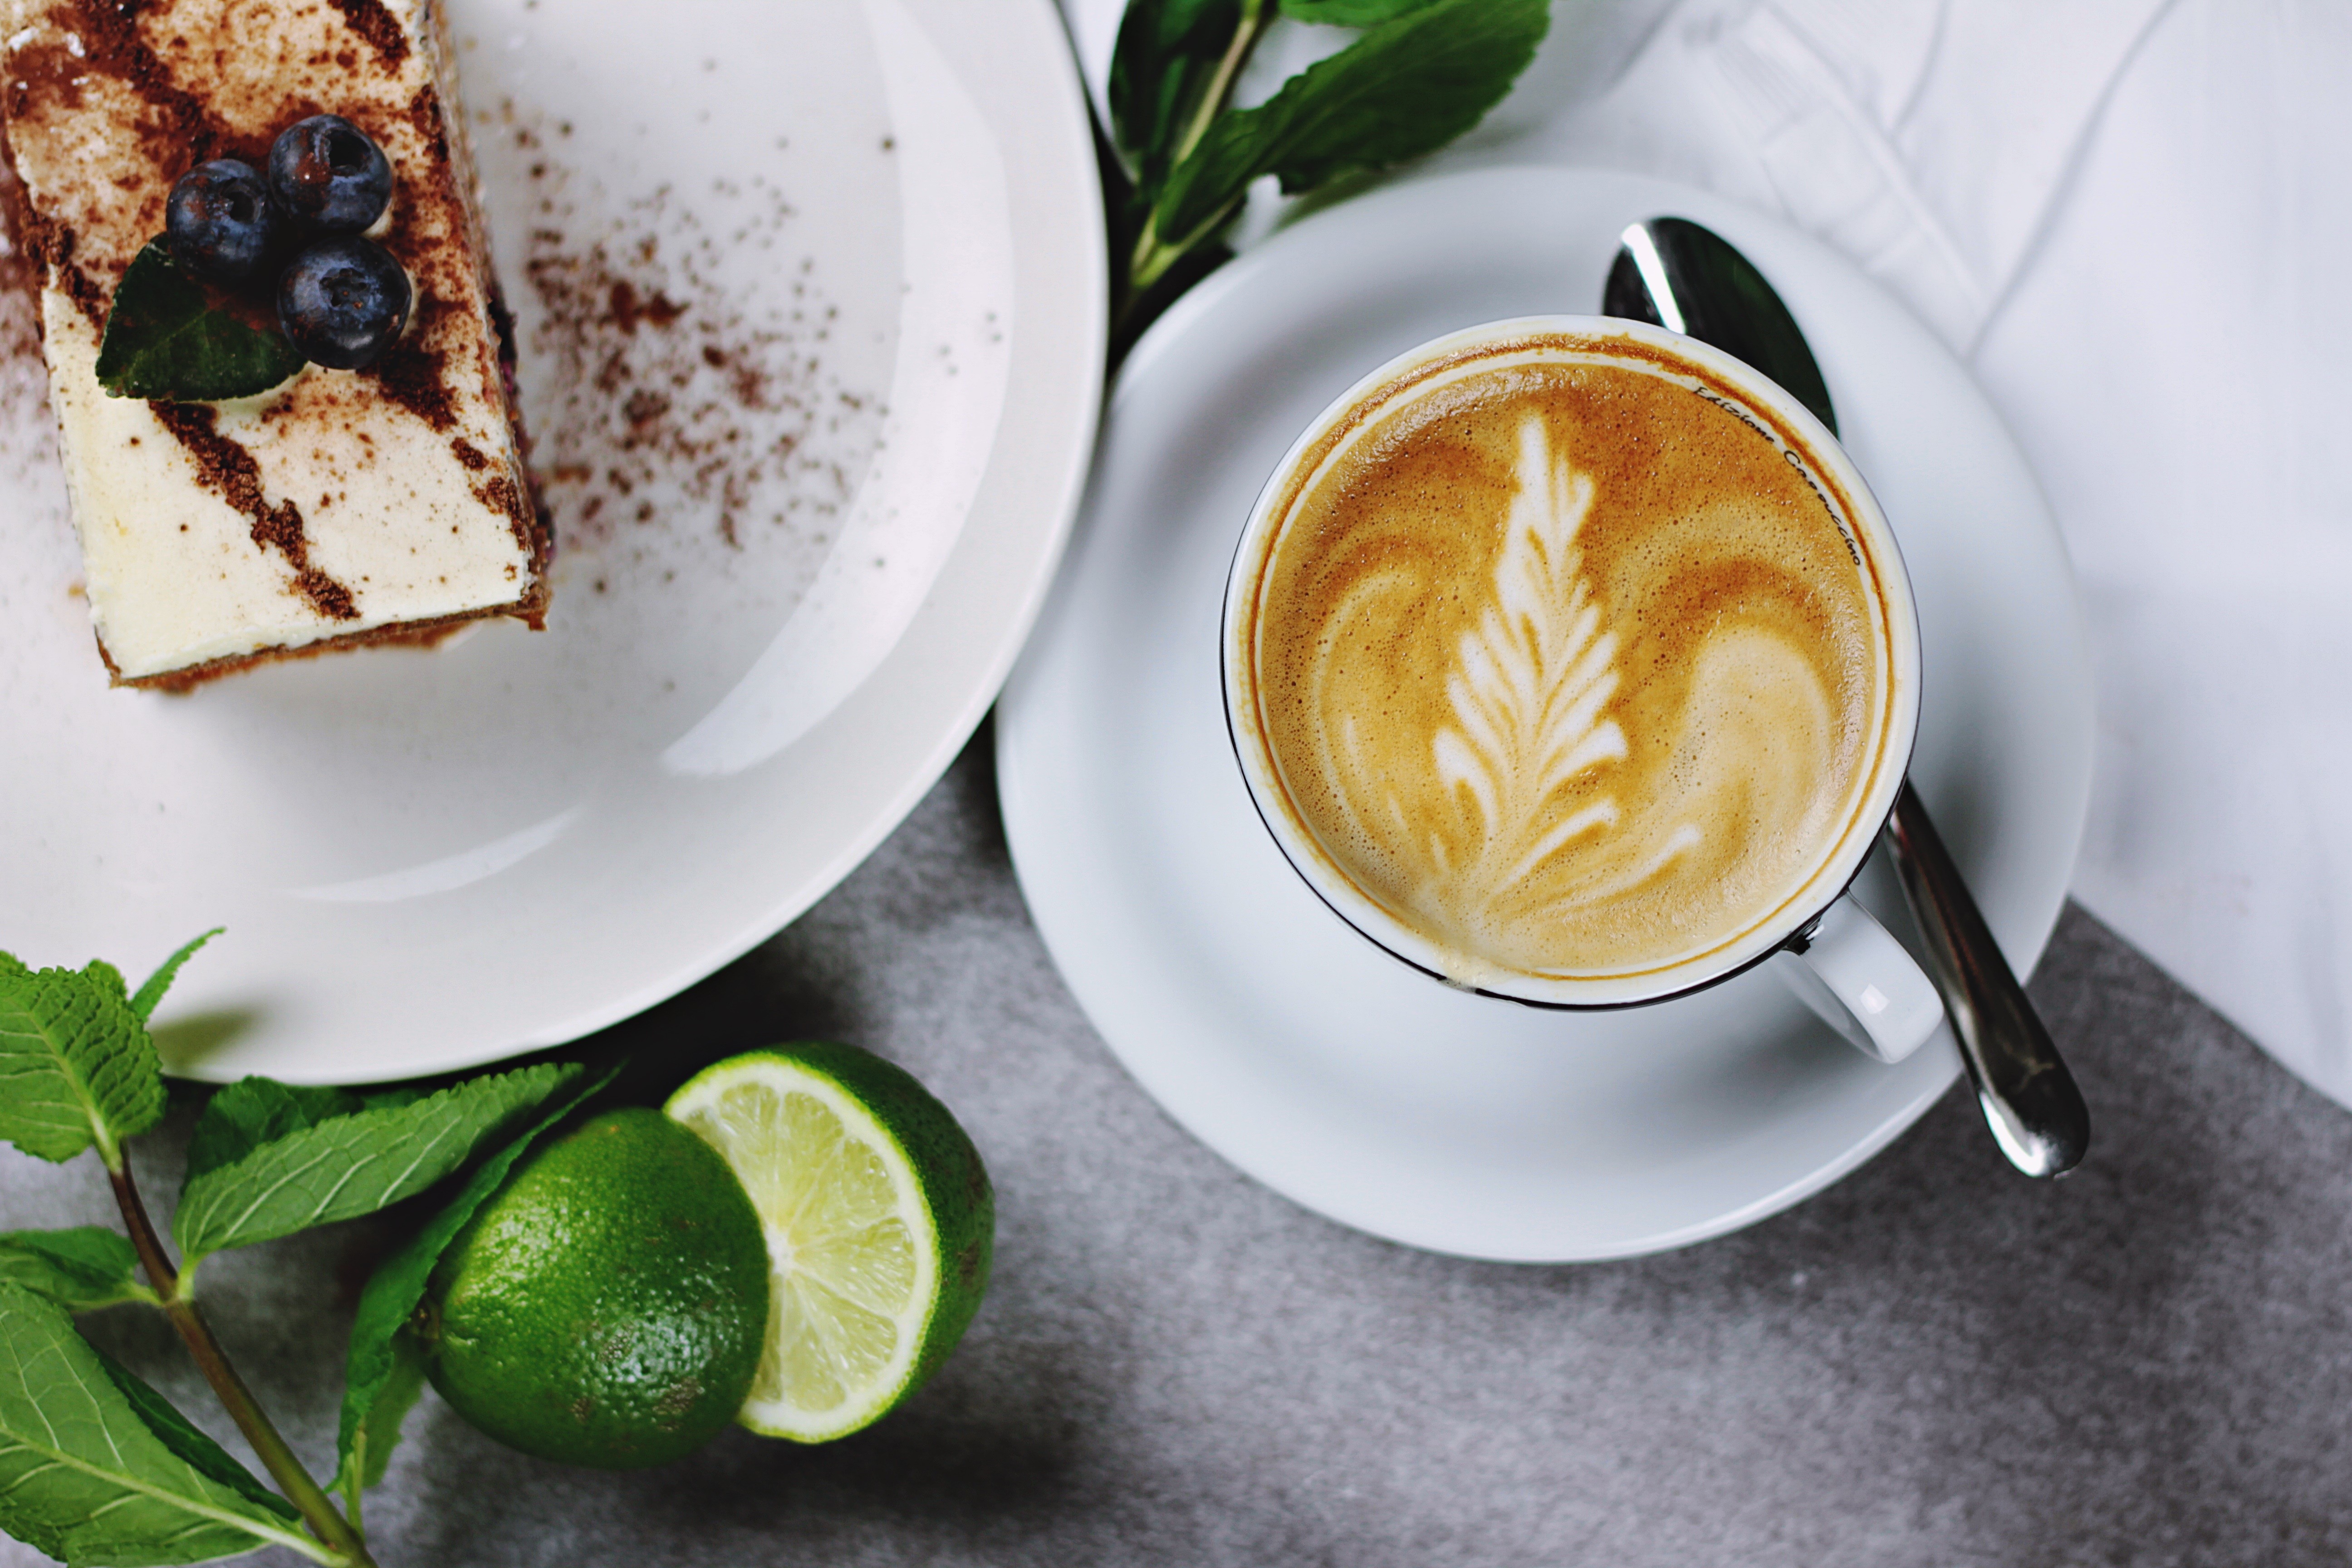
[1262, 353, 1881, 979]
[1430, 416, 1633, 890]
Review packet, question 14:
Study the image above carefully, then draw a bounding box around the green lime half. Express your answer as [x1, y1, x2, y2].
[664, 1044, 993, 1442]
[423, 1107, 769, 1470]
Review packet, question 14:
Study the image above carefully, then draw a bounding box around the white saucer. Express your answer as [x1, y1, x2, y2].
[0, 0, 1103, 1083]
[996, 167, 2093, 1262]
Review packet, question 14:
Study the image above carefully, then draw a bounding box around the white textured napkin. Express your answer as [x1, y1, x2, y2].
[1064, 0, 2352, 1110]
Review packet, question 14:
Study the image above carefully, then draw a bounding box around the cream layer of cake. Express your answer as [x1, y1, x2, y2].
[1, 0, 546, 686]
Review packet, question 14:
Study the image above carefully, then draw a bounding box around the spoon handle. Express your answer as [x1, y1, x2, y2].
[1883, 780, 2089, 1176]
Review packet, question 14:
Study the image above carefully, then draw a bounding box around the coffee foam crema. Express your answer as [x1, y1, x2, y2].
[1238, 334, 1899, 984]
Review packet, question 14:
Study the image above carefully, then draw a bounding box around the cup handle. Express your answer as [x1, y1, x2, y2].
[1770, 892, 1945, 1064]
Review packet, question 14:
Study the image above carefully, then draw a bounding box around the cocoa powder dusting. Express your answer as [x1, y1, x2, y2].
[149, 403, 359, 620]
[324, 0, 412, 68]
[405, 83, 449, 166]
[57, 0, 240, 170]
[0, 161, 58, 493]
[512, 127, 879, 558]
[7, 3, 285, 323]
[0, 157, 39, 318]
[7, 199, 106, 329]
[367, 295, 458, 430]
[6, 42, 88, 115]
[605, 279, 685, 335]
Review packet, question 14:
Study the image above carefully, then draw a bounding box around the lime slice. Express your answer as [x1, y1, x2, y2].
[664, 1044, 993, 1442]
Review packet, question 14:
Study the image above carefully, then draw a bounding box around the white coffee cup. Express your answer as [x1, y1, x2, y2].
[1220, 316, 1944, 1063]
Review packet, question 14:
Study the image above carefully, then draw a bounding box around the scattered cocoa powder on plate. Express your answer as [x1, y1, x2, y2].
[503, 112, 880, 562]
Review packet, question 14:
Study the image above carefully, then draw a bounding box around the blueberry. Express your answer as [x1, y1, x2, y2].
[268, 114, 392, 234]
[165, 160, 282, 283]
[278, 237, 411, 369]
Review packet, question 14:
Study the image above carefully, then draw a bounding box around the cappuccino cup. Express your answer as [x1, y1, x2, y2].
[1220, 316, 1943, 1063]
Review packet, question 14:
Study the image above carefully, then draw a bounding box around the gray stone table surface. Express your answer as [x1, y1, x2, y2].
[5, 725, 2350, 1568]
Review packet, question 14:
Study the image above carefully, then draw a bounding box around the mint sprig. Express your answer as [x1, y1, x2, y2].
[94, 240, 304, 403]
[0, 935, 608, 1567]
[1109, 0, 1548, 324]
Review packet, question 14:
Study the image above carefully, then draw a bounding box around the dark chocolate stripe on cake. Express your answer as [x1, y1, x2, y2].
[405, 83, 449, 164]
[4, 49, 107, 328]
[326, 0, 412, 67]
[0, 192, 105, 329]
[60, 1, 240, 163]
[151, 402, 361, 620]
[368, 293, 458, 430]
[15, 2, 250, 317]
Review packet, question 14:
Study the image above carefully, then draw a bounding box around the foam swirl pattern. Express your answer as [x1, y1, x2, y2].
[1249, 348, 1889, 982]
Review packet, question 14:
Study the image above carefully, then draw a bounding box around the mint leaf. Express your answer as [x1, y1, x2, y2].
[92, 1352, 302, 1534]
[129, 931, 221, 1025]
[1152, 0, 1549, 246]
[335, 1063, 618, 1501]
[0, 1229, 154, 1312]
[0, 1283, 311, 1566]
[184, 1078, 365, 1186]
[94, 240, 304, 403]
[1110, 0, 1254, 198]
[0, 960, 168, 1168]
[1278, 0, 1443, 21]
[172, 1061, 576, 1263]
[338, 1334, 426, 1507]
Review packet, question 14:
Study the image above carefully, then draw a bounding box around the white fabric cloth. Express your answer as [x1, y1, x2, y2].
[1063, 0, 2352, 1111]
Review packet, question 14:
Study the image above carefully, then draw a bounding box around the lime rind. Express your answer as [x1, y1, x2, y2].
[666, 1047, 986, 1443]
[421, 1108, 768, 1470]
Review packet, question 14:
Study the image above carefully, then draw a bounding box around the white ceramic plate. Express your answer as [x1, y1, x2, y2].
[997, 168, 2093, 1263]
[0, 0, 1104, 1083]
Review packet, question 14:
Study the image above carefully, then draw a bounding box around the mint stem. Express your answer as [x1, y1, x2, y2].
[107, 1157, 377, 1568]
[1121, 0, 1275, 315]
[1173, 0, 1271, 171]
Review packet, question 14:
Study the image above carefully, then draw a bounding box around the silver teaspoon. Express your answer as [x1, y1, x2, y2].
[1603, 216, 2089, 1177]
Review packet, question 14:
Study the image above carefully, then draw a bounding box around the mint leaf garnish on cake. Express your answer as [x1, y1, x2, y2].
[93, 239, 308, 402]
[100, 110, 413, 404]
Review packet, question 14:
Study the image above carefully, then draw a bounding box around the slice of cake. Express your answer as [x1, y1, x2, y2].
[0, 0, 548, 688]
